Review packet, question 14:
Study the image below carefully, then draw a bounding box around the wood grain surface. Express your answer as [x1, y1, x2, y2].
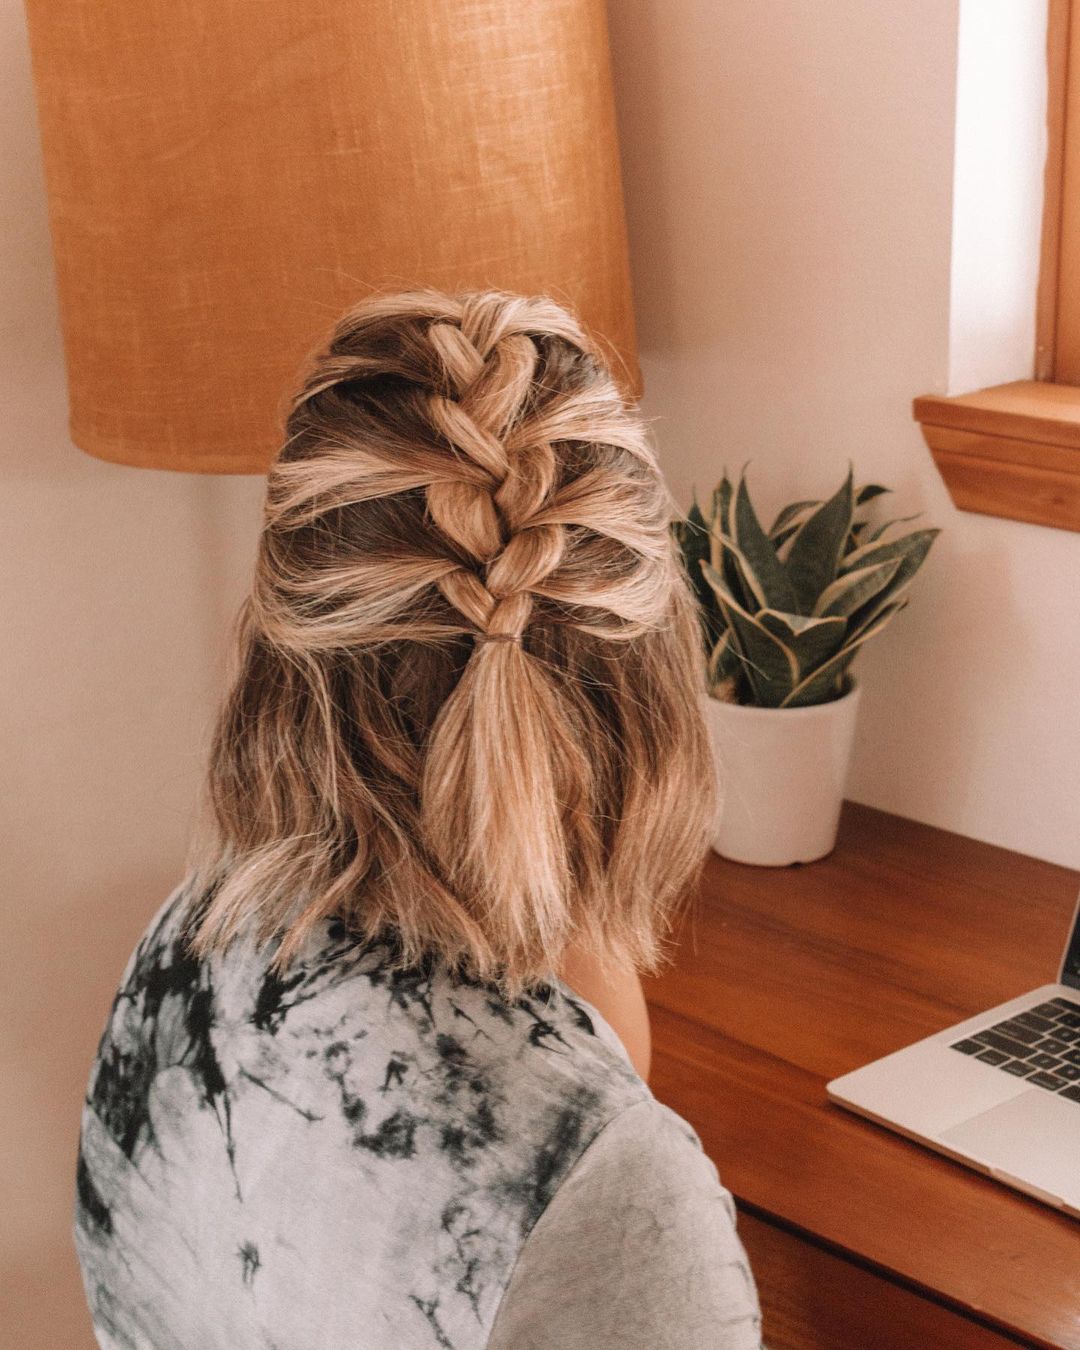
[643, 801, 1080, 1349]
[736, 1209, 1026, 1349]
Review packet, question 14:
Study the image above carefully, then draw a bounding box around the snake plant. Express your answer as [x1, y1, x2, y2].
[673, 463, 939, 709]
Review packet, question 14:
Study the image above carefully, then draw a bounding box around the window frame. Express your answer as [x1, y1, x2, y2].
[1038, 0, 1072, 380]
[914, 0, 1080, 534]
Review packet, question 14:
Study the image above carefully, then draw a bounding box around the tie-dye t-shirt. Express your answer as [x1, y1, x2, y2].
[75, 881, 763, 1349]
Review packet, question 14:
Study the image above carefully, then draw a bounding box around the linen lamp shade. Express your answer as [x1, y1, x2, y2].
[22, 0, 640, 474]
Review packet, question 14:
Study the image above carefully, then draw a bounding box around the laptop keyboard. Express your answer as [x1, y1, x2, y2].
[950, 997, 1080, 1102]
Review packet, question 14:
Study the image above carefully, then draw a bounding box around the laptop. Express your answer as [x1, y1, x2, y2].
[826, 890, 1080, 1216]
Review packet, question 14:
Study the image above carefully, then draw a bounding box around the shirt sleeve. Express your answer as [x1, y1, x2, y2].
[486, 1096, 764, 1350]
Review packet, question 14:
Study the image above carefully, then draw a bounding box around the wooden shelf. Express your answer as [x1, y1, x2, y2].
[913, 380, 1080, 532]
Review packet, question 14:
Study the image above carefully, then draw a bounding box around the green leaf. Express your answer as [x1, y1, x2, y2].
[709, 475, 753, 609]
[813, 557, 902, 618]
[769, 499, 819, 537]
[723, 610, 798, 706]
[771, 522, 804, 555]
[843, 517, 875, 557]
[708, 533, 769, 611]
[866, 512, 923, 544]
[706, 629, 741, 688]
[702, 563, 798, 704]
[784, 464, 856, 613]
[756, 609, 848, 677]
[709, 478, 731, 567]
[844, 586, 913, 644]
[673, 502, 722, 650]
[837, 529, 937, 641]
[855, 483, 891, 506]
[839, 527, 940, 590]
[733, 471, 801, 611]
[780, 600, 907, 707]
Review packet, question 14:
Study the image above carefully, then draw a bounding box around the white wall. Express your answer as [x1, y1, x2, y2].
[607, 0, 1080, 870]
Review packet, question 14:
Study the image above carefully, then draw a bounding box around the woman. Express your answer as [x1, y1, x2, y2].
[74, 289, 763, 1349]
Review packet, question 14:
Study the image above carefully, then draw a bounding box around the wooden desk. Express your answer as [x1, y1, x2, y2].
[642, 801, 1080, 1350]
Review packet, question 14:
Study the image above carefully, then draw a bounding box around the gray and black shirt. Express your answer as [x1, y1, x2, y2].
[75, 882, 763, 1349]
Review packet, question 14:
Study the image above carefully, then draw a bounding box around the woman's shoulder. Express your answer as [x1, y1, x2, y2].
[81, 881, 759, 1348]
[98, 874, 656, 1199]
[488, 1096, 764, 1350]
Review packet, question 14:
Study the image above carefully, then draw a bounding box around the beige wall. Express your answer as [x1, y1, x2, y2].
[608, 0, 1080, 870]
[3, 7, 264, 1342]
[4, 0, 1080, 1345]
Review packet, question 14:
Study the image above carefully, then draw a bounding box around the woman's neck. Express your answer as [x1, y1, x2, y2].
[554, 943, 652, 1082]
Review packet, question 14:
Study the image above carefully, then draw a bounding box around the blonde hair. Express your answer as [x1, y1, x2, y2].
[184, 288, 714, 998]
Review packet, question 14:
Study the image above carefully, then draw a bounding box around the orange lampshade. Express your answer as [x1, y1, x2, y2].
[22, 0, 639, 474]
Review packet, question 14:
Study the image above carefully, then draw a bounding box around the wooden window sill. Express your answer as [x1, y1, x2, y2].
[912, 379, 1080, 532]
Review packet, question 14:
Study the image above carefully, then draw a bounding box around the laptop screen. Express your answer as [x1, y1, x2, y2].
[1062, 891, 1080, 989]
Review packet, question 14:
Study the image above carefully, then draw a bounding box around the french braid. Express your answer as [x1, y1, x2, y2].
[185, 289, 715, 998]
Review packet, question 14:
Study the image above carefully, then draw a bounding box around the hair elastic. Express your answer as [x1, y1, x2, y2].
[474, 632, 522, 644]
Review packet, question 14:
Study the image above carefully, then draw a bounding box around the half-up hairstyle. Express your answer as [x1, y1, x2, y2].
[183, 288, 715, 998]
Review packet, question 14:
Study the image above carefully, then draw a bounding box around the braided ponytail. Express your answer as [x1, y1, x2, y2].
[184, 289, 714, 997]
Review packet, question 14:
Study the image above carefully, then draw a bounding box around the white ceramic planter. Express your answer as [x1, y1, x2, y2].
[706, 678, 862, 866]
